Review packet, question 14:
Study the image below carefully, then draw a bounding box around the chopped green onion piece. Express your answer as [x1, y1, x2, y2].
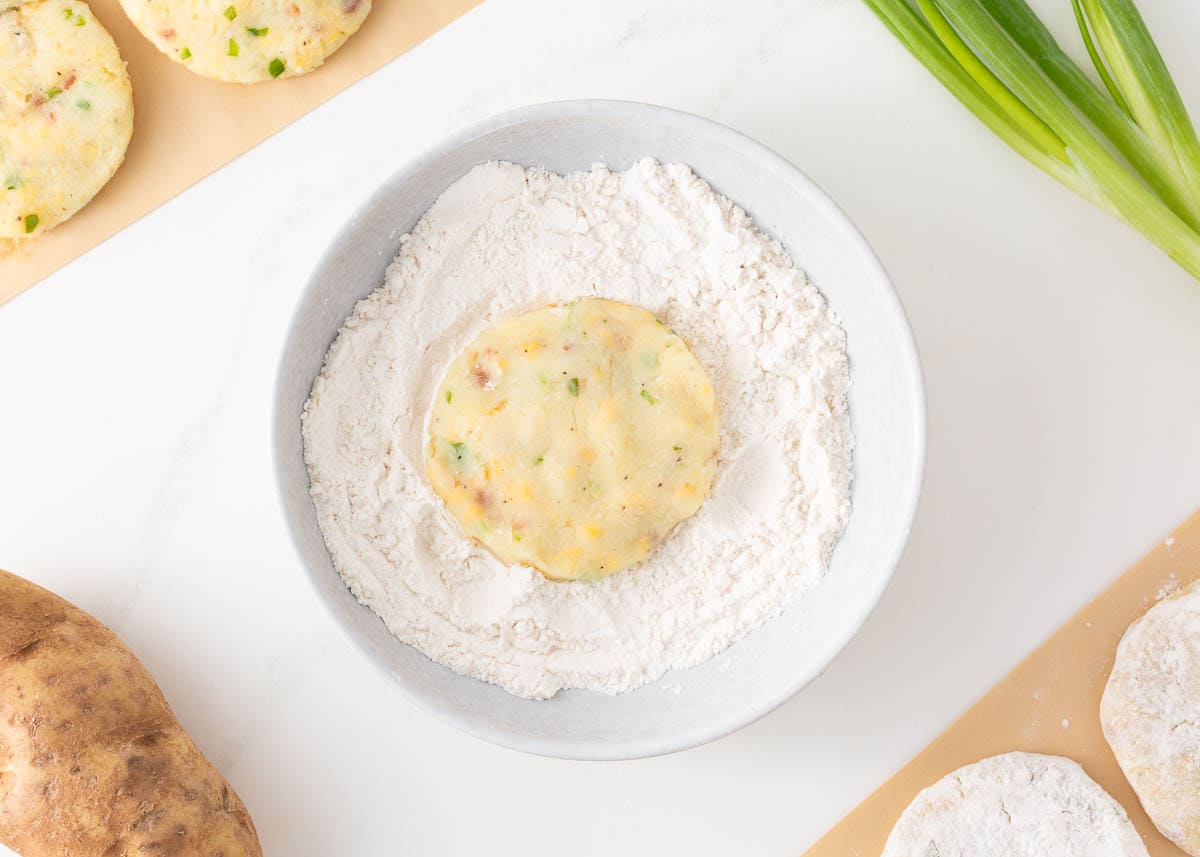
[23, 214, 39, 234]
[534, 456, 544, 466]
[444, 390, 453, 404]
[246, 25, 268, 35]
[46, 87, 61, 99]
[567, 377, 579, 396]
[227, 38, 239, 56]
[450, 442, 466, 462]
[180, 46, 192, 60]
[73, 13, 84, 25]
[640, 389, 657, 405]
[223, 5, 236, 19]
[672, 445, 682, 451]
[268, 57, 286, 78]
[76, 98, 90, 110]
[63, 8, 72, 18]
[4, 176, 19, 191]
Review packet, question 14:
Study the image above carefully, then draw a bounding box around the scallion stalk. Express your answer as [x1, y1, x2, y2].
[861, 0, 1200, 282]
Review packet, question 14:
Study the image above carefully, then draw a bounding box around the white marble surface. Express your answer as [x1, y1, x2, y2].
[2, 0, 1200, 853]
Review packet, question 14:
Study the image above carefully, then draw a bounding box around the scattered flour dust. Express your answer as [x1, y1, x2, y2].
[301, 159, 853, 699]
[882, 753, 1148, 857]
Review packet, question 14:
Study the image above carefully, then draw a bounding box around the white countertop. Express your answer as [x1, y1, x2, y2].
[2, 0, 1200, 853]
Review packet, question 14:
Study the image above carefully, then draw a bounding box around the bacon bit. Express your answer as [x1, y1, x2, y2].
[287, 3, 299, 14]
[62, 73, 76, 89]
[343, 0, 361, 12]
[471, 366, 491, 388]
[561, 344, 572, 351]
[473, 488, 492, 511]
[158, 28, 175, 39]
[28, 93, 46, 107]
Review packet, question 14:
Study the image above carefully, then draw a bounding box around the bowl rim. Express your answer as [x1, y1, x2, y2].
[273, 98, 927, 760]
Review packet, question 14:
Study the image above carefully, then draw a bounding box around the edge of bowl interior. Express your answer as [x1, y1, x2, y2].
[274, 100, 927, 760]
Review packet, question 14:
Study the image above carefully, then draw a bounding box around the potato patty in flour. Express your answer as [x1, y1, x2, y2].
[303, 160, 853, 699]
[426, 299, 720, 582]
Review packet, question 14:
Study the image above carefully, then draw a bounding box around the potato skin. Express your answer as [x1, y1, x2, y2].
[0, 569, 262, 857]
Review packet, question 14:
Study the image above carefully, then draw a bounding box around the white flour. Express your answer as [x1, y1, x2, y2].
[301, 160, 852, 699]
[1102, 578, 1200, 855]
[882, 753, 1148, 857]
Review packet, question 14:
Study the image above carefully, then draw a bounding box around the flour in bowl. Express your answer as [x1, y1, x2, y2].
[301, 159, 852, 699]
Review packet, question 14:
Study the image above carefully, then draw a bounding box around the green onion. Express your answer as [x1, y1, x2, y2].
[444, 390, 453, 404]
[568, 377, 580, 396]
[63, 8, 72, 18]
[76, 98, 90, 110]
[450, 442, 466, 462]
[227, 38, 239, 56]
[672, 445, 682, 451]
[862, 0, 1200, 281]
[246, 25, 268, 35]
[640, 389, 657, 405]
[73, 12, 84, 25]
[23, 214, 38, 234]
[46, 87, 61, 99]
[223, 5, 236, 19]
[4, 176, 18, 191]
[534, 456, 544, 466]
[268, 57, 286, 78]
[180, 46, 191, 60]
[1070, 0, 1130, 114]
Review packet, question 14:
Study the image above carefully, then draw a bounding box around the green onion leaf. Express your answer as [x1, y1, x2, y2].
[180, 46, 191, 60]
[860, 0, 1086, 194]
[246, 25, 268, 35]
[46, 87, 61, 99]
[23, 214, 38, 233]
[534, 456, 544, 466]
[444, 390, 453, 404]
[1071, 0, 1130, 114]
[4, 176, 19, 191]
[76, 98, 90, 110]
[640, 389, 657, 405]
[227, 38, 239, 56]
[915, 0, 1067, 160]
[63, 8, 72, 18]
[568, 377, 580, 396]
[450, 441, 466, 462]
[223, 5, 236, 19]
[268, 57, 286, 78]
[73, 12, 84, 25]
[1078, 0, 1200, 217]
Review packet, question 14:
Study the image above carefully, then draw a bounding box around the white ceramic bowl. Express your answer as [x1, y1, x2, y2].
[274, 100, 925, 760]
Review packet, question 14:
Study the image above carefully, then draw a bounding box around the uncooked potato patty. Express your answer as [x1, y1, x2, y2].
[118, 0, 371, 83]
[0, 0, 133, 241]
[426, 299, 719, 582]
